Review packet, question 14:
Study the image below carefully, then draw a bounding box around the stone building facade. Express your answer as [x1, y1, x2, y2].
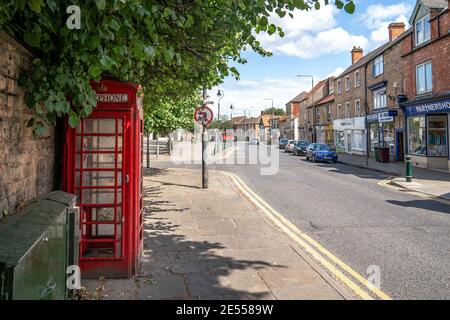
[0, 31, 56, 218]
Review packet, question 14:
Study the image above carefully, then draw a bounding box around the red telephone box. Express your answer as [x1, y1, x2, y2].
[63, 79, 144, 278]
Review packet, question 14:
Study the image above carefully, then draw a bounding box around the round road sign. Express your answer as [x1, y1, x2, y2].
[194, 105, 214, 126]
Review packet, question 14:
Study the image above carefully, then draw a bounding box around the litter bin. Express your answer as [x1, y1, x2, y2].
[378, 147, 389, 163]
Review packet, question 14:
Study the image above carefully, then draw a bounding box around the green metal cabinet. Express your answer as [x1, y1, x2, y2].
[0, 191, 78, 300]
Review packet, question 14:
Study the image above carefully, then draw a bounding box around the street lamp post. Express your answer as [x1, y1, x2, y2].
[264, 98, 274, 144]
[217, 89, 224, 120]
[297, 75, 315, 143]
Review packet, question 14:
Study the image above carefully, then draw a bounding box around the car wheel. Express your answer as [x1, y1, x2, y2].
[333, 160, 337, 163]
[305, 155, 309, 161]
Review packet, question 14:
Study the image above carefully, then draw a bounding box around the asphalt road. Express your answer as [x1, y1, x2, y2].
[153, 142, 450, 300]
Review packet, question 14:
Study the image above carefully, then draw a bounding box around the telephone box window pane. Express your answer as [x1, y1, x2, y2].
[91, 224, 114, 237]
[116, 242, 122, 258]
[76, 171, 122, 187]
[91, 207, 114, 222]
[81, 119, 121, 134]
[82, 243, 114, 258]
[76, 136, 122, 152]
[82, 189, 122, 204]
[116, 207, 122, 222]
[76, 153, 122, 169]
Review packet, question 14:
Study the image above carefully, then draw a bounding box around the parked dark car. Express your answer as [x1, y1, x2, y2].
[279, 139, 289, 149]
[293, 140, 311, 156]
[305, 143, 338, 163]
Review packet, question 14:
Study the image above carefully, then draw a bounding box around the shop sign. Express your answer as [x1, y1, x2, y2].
[404, 98, 450, 116]
[378, 112, 394, 123]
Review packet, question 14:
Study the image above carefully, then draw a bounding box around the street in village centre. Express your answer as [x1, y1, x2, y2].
[0, 0, 449, 305]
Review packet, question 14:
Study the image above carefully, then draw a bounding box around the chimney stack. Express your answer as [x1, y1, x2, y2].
[388, 22, 405, 41]
[351, 46, 364, 64]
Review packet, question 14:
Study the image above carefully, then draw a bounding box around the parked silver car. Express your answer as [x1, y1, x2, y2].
[285, 140, 296, 153]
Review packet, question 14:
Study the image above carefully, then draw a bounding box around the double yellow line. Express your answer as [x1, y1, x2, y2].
[222, 171, 392, 300]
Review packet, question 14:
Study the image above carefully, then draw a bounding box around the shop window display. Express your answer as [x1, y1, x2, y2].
[427, 115, 448, 157]
[408, 116, 426, 155]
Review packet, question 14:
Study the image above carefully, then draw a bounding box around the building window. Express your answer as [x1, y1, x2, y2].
[327, 105, 331, 121]
[329, 82, 334, 94]
[345, 76, 350, 91]
[408, 116, 426, 155]
[355, 99, 361, 116]
[373, 88, 386, 109]
[337, 79, 342, 94]
[373, 55, 384, 77]
[345, 102, 350, 118]
[415, 14, 431, 46]
[337, 104, 342, 119]
[354, 70, 361, 87]
[416, 61, 432, 94]
[427, 115, 448, 157]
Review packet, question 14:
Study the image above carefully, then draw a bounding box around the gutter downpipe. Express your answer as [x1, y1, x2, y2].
[364, 63, 369, 167]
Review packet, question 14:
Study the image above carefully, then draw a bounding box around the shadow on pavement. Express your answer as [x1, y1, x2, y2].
[386, 199, 450, 215]
[139, 169, 285, 300]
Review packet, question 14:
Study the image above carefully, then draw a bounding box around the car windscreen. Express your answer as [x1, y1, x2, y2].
[280, 139, 288, 143]
[315, 144, 330, 151]
[299, 141, 310, 146]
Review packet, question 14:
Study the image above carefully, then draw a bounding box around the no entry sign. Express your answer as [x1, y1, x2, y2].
[194, 105, 214, 126]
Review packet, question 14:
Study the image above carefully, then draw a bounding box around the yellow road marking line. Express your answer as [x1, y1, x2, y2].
[222, 171, 392, 300]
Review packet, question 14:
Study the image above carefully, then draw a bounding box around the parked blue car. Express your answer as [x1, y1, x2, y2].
[305, 143, 338, 163]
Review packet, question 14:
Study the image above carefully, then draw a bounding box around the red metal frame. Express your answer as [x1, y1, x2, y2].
[63, 80, 143, 278]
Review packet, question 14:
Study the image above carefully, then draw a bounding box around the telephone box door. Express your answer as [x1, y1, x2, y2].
[74, 113, 131, 277]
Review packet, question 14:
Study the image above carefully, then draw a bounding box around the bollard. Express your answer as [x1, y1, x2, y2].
[405, 154, 413, 182]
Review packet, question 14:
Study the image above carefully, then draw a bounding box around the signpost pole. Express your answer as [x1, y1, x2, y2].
[202, 88, 209, 189]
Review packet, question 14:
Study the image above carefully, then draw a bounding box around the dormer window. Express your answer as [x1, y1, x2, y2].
[415, 14, 431, 46]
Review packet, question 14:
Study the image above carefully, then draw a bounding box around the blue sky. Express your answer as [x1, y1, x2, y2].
[211, 0, 416, 118]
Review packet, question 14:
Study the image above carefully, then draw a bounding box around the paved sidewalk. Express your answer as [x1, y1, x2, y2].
[83, 167, 347, 300]
[338, 153, 450, 200]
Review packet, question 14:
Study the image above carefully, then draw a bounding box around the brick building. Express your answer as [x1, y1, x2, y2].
[333, 46, 367, 155]
[365, 22, 408, 162]
[0, 31, 57, 218]
[284, 91, 306, 140]
[399, 0, 450, 171]
[332, 22, 409, 159]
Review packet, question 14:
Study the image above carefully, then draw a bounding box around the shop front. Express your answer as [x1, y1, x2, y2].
[333, 117, 366, 155]
[367, 110, 401, 162]
[403, 96, 450, 171]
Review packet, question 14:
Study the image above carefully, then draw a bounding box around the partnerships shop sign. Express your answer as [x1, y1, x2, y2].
[404, 98, 450, 116]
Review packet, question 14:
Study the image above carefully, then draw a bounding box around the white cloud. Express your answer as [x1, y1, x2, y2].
[210, 71, 338, 117]
[327, 66, 345, 78]
[362, 3, 413, 44]
[256, 1, 368, 59]
[210, 77, 311, 117]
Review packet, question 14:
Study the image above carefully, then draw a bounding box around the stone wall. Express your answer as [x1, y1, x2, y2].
[0, 31, 56, 218]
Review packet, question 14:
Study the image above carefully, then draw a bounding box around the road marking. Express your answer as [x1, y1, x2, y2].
[378, 178, 450, 206]
[222, 170, 392, 300]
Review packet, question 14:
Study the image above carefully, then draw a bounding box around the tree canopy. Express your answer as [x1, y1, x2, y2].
[0, 0, 355, 134]
[263, 107, 286, 116]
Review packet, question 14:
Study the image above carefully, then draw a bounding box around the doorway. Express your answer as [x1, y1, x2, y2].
[346, 132, 352, 153]
[396, 130, 404, 161]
